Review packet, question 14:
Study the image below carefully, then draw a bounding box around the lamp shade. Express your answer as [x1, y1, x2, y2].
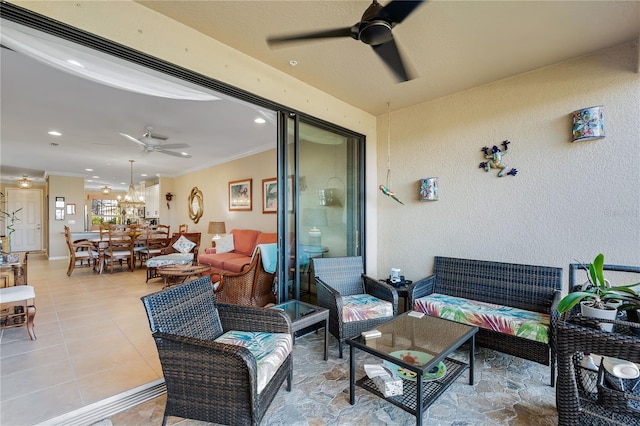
[572, 106, 605, 142]
[208, 221, 226, 236]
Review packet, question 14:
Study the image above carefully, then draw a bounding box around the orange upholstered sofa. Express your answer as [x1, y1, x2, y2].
[197, 229, 277, 281]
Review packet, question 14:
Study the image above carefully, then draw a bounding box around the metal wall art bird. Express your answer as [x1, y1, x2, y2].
[379, 184, 404, 205]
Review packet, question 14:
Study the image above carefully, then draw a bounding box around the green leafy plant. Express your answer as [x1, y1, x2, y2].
[0, 191, 23, 253]
[557, 253, 640, 313]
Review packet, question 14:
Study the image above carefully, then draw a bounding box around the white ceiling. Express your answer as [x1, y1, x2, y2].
[1, 1, 638, 191]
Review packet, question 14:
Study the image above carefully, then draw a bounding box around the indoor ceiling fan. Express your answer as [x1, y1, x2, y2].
[266, 0, 425, 82]
[119, 127, 191, 158]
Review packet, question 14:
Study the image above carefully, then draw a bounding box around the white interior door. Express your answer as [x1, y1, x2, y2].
[6, 188, 42, 252]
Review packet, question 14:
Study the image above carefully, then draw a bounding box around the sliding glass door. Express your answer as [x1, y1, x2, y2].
[278, 115, 365, 302]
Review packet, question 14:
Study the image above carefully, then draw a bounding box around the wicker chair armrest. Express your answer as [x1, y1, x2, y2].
[316, 278, 343, 317]
[152, 331, 258, 391]
[217, 303, 291, 334]
[549, 290, 561, 321]
[363, 274, 398, 314]
[409, 274, 436, 307]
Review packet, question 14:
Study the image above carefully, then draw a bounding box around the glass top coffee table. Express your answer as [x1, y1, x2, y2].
[346, 312, 478, 426]
[272, 300, 329, 360]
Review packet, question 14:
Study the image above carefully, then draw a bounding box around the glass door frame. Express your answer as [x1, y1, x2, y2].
[276, 111, 367, 302]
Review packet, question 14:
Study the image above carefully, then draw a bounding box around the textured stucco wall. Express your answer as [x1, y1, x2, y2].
[376, 42, 640, 290]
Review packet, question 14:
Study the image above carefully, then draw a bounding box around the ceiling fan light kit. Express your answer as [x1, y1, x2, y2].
[266, 0, 425, 82]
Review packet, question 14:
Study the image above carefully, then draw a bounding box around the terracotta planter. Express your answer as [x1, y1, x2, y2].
[581, 301, 617, 332]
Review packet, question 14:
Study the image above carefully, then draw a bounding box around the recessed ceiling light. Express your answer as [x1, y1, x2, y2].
[289, 60, 298, 67]
[120, 182, 126, 185]
[67, 59, 84, 68]
[140, 173, 148, 177]
[85, 168, 94, 172]
[87, 179, 93, 183]
[92, 176, 99, 179]
[48, 131, 62, 136]
[254, 118, 266, 124]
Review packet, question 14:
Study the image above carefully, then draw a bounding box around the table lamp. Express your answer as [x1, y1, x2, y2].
[208, 221, 226, 246]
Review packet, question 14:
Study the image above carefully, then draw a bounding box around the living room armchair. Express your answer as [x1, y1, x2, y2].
[216, 244, 277, 307]
[313, 256, 398, 358]
[140, 276, 292, 426]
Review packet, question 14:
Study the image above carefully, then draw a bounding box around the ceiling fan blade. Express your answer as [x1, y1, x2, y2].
[157, 149, 191, 158]
[120, 133, 146, 147]
[376, 0, 425, 24]
[157, 143, 190, 149]
[267, 27, 353, 46]
[372, 38, 414, 82]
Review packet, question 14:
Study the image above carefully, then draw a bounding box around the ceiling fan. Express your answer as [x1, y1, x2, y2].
[119, 127, 192, 158]
[266, 0, 425, 82]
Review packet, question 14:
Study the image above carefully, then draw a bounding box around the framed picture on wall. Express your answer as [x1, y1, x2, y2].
[229, 179, 252, 211]
[262, 178, 277, 214]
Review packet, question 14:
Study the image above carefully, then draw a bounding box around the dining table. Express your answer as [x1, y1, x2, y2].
[88, 229, 147, 274]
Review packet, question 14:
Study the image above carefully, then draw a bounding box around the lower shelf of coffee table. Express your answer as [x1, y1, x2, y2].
[356, 357, 467, 416]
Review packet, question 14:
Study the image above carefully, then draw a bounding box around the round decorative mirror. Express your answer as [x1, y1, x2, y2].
[188, 187, 204, 223]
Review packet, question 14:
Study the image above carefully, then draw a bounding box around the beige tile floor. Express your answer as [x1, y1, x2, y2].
[1, 253, 559, 426]
[0, 253, 164, 425]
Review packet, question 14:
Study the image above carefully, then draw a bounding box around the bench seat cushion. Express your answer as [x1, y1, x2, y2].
[146, 253, 194, 268]
[214, 330, 292, 394]
[414, 293, 550, 344]
[342, 294, 393, 323]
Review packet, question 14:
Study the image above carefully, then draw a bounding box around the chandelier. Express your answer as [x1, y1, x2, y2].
[118, 160, 144, 215]
[17, 175, 33, 189]
[101, 185, 111, 195]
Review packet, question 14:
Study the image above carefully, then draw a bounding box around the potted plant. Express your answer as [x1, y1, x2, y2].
[557, 253, 640, 331]
[0, 191, 22, 258]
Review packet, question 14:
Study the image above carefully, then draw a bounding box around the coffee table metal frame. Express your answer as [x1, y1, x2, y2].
[346, 313, 478, 426]
[273, 299, 329, 360]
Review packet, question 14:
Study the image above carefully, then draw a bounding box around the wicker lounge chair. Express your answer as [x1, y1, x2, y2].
[145, 232, 201, 282]
[557, 317, 640, 425]
[141, 276, 293, 426]
[313, 256, 398, 358]
[216, 245, 277, 307]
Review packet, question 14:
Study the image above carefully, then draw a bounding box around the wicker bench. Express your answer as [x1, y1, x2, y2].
[409, 256, 562, 386]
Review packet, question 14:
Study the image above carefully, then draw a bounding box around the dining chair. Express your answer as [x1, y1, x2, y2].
[64, 225, 98, 276]
[104, 225, 136, 273]
[140, 276, 292, 426]
[313, 256, 398, 358]
[178, 223, 188, 233]
[137, 224, 171, 267]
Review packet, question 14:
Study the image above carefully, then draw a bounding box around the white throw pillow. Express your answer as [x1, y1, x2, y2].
[215, 235, 234, 254]
[172, 235, 196, 254]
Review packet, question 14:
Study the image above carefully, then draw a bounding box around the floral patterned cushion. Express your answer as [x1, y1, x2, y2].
[214, 330, 292, 394]
[172, 235, 196, 254]
[413, 293, 550, 344]
[342, 294, 393, 323]
[146, 253, 194, 268]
